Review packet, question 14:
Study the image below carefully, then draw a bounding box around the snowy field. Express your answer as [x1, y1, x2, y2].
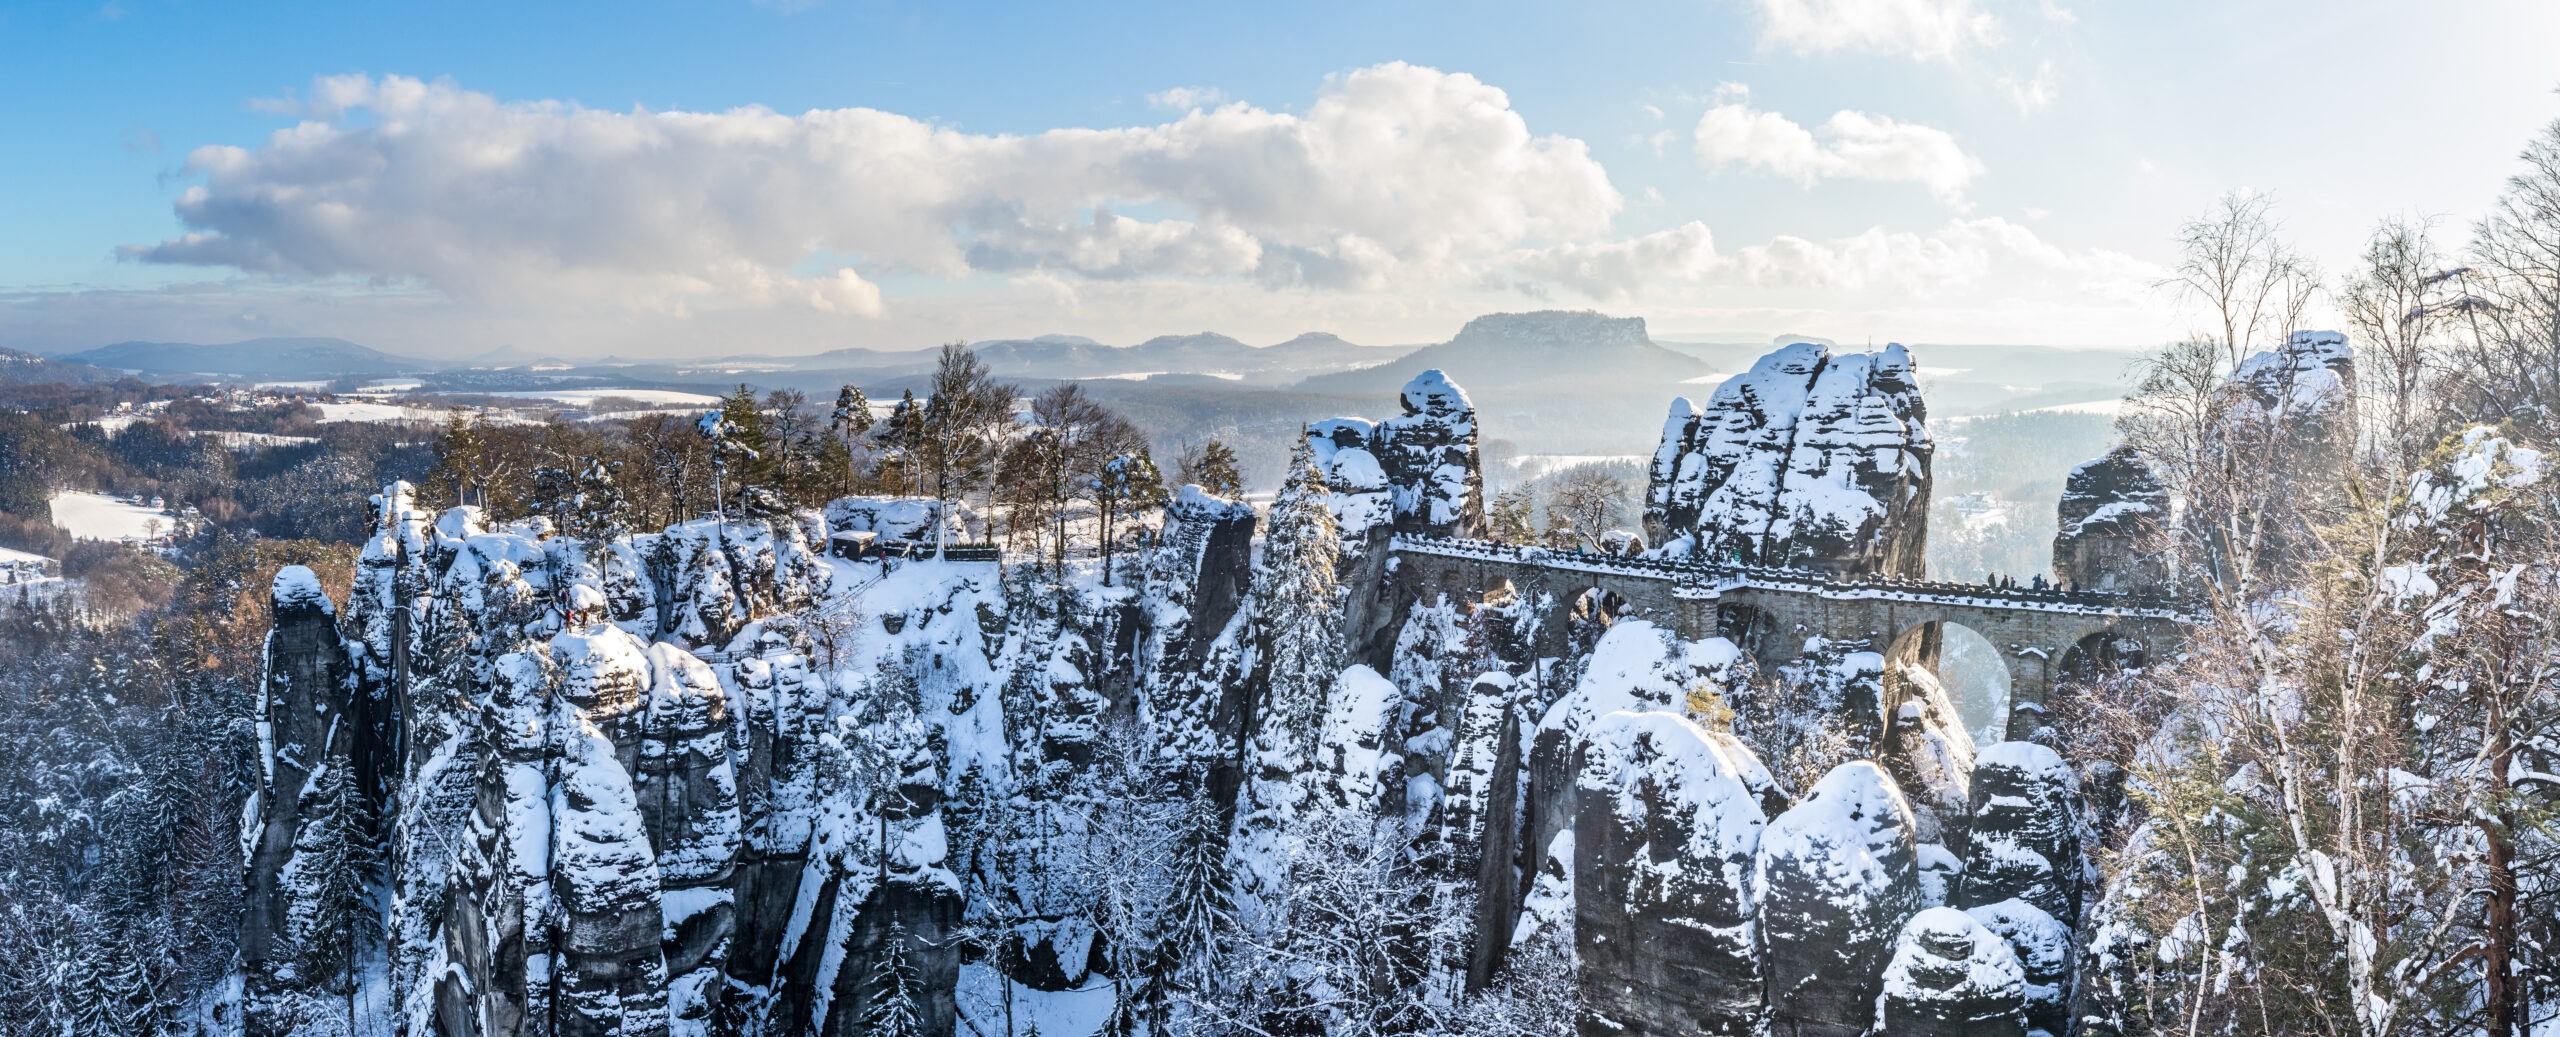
[484, 388, 724, 406]
[60, 414, 145, 435]
[314, 402, 453, 423]
[50, 491, 168, 541]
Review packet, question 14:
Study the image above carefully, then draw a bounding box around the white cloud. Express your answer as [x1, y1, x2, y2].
[1750, 0, 2002, 62]
[1146, 86, 1225, 111]
[1997, 60, 2058, 114]
[1510, 221, 1720, 300]
[1725, 217, 2156, 298]
[1499, 215, 2152, 304]
[1693, 100, 1983, 204]
[128, 65, 1623, 314]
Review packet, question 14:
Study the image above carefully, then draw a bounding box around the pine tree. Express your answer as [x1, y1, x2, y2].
[1190, 438, 1244, 498]
[863, 921, 925, 1037]
[1255, 437, 1342, 753]
[1231, 437, 1343, 913]
[1095, 448, 1168, 584]
[567, 458, 631, 547]
[1487, 488, 1536, 544]
[1152, 791, 1236, 997]
[718, 384, 783, 513]
[832, 384, 875, 441]
[872, 389, 928, 495]
[425, 409, 487, 510]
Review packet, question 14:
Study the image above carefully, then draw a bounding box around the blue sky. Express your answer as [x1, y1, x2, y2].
[5, 0, 2559, 358]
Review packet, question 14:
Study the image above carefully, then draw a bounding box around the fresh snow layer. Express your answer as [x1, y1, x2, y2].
[49, 491, 168, 541]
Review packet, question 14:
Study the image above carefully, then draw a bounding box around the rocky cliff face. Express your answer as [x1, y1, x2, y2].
[2051, 444, 2169, 593]
[233, 355, 2140, 1037]
[1645, 342, 1932, 576]
[1308, 368, 1490, 662]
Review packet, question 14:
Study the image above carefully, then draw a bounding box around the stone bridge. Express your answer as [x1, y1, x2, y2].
[1390, 535, 2191, 740]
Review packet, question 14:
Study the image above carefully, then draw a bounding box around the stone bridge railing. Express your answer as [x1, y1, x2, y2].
[1390, 534, 2194, 741]
[1388, 535, 2191, 620]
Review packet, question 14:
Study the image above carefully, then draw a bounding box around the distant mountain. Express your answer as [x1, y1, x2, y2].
[791, 330, 1404, 385]
[62, 337, 430, 380]
[0, 347, 128, 386]
[1296, 310, 1709, 395]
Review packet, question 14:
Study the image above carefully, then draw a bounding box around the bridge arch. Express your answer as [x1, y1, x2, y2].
[1880, 619, 2015, 748]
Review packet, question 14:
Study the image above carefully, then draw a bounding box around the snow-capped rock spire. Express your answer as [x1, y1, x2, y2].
[1645, 341, 1931, 576]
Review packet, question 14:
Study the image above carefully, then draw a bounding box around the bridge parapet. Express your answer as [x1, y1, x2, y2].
[1390, 534, 2192, 742]
[1389, 535, 2189, 619]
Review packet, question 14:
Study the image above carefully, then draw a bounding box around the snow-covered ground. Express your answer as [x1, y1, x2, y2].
[199, 430, 321, 450]
[60, 414, 145, 435]
[314, 402, 453, 423]
[484, 388, 725, 406]
[956, 964, 1120, 1037]
[50, 491, 169, 541]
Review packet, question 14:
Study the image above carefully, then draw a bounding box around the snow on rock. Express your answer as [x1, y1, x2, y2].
[1875, 907, 2029, 1037]
[1960, 741, 2083, 924]
[1373, 369, 1487, 539]
[239, 562, 357, 1005]
[1757, 760, 1925, 1037]
[1965, 898, 2073, 1037]
[2230, 329, 2354, 422]
[1574, 709, 1769, 1037]
[1644, 341, 1931, 576]
[821, 495, 953, 544]
[1135, 485, 1257, 769]
[1314, 665, 1402, 812]
[1885, 659, 1977, 845]
[2051, 444, 2169, 593]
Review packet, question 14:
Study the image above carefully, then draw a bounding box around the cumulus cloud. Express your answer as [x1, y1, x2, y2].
[1693, 99, 1982, 204]
[1750, 0, 2002, 61]
[126, 65, 1622, 315]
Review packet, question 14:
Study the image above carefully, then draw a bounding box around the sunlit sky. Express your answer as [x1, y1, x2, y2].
[5, 0, 2559, 358]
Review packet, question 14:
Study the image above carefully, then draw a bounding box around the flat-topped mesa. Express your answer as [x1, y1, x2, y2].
[2052, 444, 2169, 593]
[1644, 342, 1932, 578]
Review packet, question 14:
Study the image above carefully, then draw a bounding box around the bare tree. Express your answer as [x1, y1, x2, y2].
[1544, 467, 1627, 550]
[2164, 191, 2320, 372]
[2463, 116, 2560, 432]
[2340, 215, 2455, 468]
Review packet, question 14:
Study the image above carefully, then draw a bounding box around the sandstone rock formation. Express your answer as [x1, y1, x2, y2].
[1876, 907, 2030, 1037]
[240, 566, 356, 1008]
[1960, 741, 2085, 924]
[2051, 444, 2169, 593]
[1373, 369, 1487, 538]
[1967, 898, 2074, 1037]
[1758, 761, 1924, 1037]
[1645, 342, 1932, 576]
[1575, 710, 1770, 1037]
[1308, 368, 1491, 660]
